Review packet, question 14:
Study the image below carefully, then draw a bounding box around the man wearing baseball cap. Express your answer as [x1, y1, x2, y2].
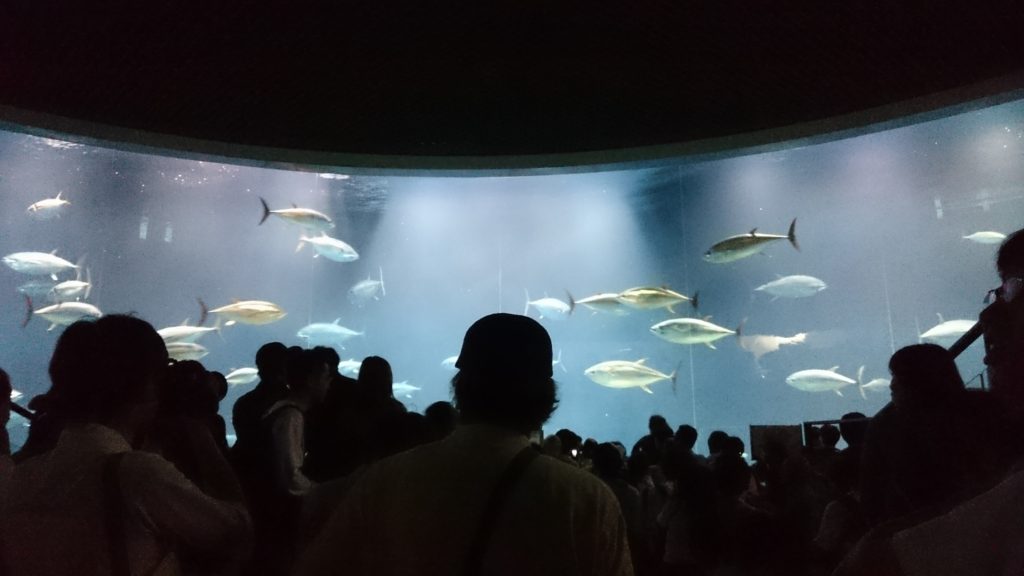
[296, 313, 633, 576]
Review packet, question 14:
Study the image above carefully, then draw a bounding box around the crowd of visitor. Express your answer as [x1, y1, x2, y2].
[0, 229, 1021, 575]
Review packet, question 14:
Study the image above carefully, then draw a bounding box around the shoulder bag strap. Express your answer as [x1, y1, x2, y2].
[462, 445, 540, 576]
[103, 452, 131, 576]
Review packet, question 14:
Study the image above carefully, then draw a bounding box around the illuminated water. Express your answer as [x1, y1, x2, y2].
[3, 98, 1023, 451]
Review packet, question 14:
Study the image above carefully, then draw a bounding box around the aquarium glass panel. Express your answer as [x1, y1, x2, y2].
[3, 98, 1023, 450]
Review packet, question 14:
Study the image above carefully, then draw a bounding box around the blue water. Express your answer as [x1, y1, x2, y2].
[3, 98, 1023, 451]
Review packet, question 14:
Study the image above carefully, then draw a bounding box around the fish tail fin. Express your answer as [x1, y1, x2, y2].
[788, 218, 800, 252]
[736, 319, 746, 339]
[22, 295, 32, 328]
[198, 298, 209, 326]
[691, 291, 699, 311]
[565, 290, 575, 315]
[524, 288, 531, 316]
[214, 316, 224, 341]
[259, 197, 271, 225]
[84, 268, 93, 300]
[379, 266, 385, 297]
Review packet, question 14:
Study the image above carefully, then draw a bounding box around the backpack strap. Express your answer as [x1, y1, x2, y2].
[462, 445, 540, 576]
[103, 452, 131, 576]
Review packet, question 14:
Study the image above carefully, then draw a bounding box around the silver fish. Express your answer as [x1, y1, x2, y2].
[337, 358, 362, 377]
[349, 267, 386, 305]
[297, 319, 364, 348]
[225, 367, 259, 386]
[158, 317, 222, 344]
[296, 234, 359, 262]
[919, 317, 975, 346]
[576, 293, 629, 315]
[202, 299, 287, 326]
[3, 251, 78, 280]
[650, 317, 736, 349]
[617, 287, 697, 313]
[26, 192, 70, 219]
[392, 381, 421, 398]
[584, 359, 678, 395]
[259, 197, 334, 232]
[338, 359, 363, 378]
[703, 218, 799, 263]
[754, 275, 826, 299]
[25, 298, 102, 330]
[963, 231, 1006, 245]
[525, 290, 575, 320]
[785, 366, 865, 398]
[166, 342, 209, 362]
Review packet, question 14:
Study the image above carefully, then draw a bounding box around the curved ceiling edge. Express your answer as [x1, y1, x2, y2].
[1, 73, 1022, 177]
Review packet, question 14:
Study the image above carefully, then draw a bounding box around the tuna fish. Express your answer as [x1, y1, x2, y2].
[24, 297, 102, 330]
[785, 366, 865, 397]
[617, 287, 697, 313]
[703, 218, 799, 263]
[225, 367, 260, 386]
[525, 290, 575, 320]
[26, 192, 70, 219]
[297, 319, 363, 348]
[48, 267, 92, 302]
[919, 317, 976, 346]
[166, 342, 209, 362]
[392, 381, 421, 398]
[296, 233, 359, 262]
[754, 275, 826, 300]
[576, 293, 630, 315]
[201, 299, 287, 326]
[584, 359, 678, 395]
[650, 318, 736, 349]
[861, 377, 891, 393]
[258, 197, 334, 232]
[3, 251, 79, 280]
[963, 231, 1006, 245]
[338, 359, 363, 378]
[348, 267, 386, 305]
[158, 317, 222, 344]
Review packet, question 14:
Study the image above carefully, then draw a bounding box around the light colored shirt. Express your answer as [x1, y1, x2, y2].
[265, 401, 314, 497]
[0, 423, 251, 576]
[295, 424, 634, 576]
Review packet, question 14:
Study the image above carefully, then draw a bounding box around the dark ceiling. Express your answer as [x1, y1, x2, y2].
[2, 2, 1023, 165]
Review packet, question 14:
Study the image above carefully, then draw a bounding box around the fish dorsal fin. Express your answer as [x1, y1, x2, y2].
[936, 313, 945, 324]
[703, 315, 712, 321]
[231, 298, 240, 303]
[636, 358, 647, 365]
[829, 365, 839, 372]
[334, 318, 341, 324]
[749, 228, 758, 236]
[180, 318, 190, 326]
[56, 191, 62, 200]
[292, 203, 298, 208]
[50, 249, 57, 255]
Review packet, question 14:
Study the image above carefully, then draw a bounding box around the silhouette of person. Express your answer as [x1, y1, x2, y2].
[295, 313, 633, 576]
[0, 315, 251, 575]
[860, 344, 997, 526]
[983, 228, 1024, 405]
[231, 341, 288, 465]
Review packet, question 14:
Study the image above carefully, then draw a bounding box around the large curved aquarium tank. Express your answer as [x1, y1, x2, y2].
[3, 96, 1023, 450]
